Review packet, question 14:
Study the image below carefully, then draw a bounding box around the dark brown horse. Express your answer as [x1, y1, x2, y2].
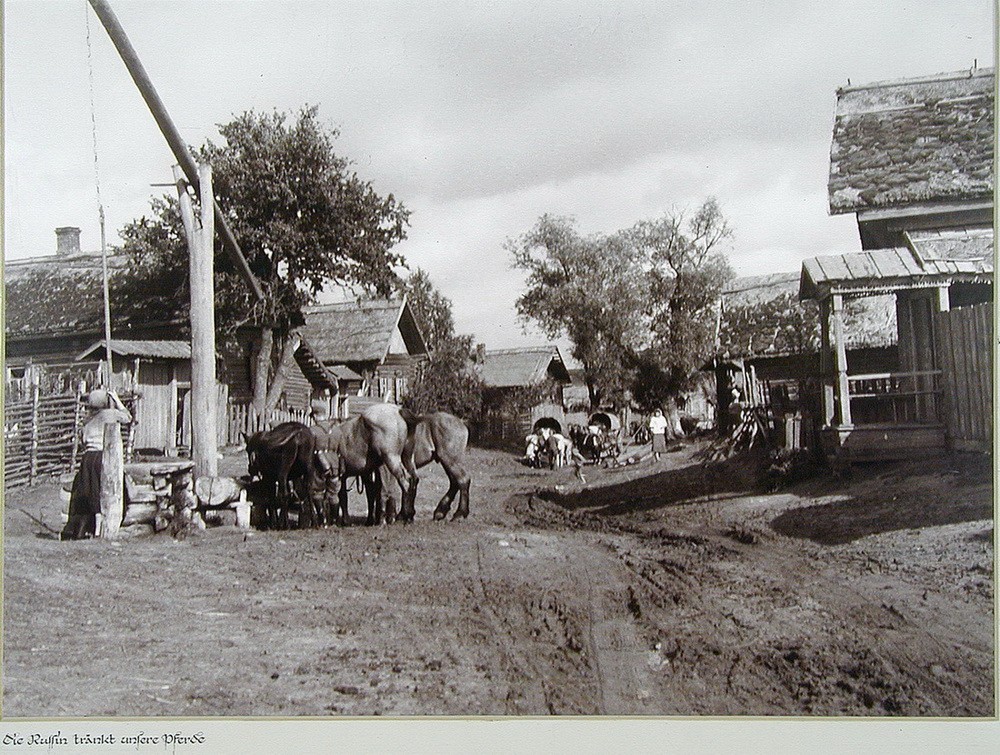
[402, 411, 471, 521]
[244, 421, 317, 529]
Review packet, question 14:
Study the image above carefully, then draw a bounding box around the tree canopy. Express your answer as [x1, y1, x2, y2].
[507, 215, 649, 409]
[112, 106, 410, 414]
[631, 198, 734, 408]
[509, 199, 734, 411]
[200, 106, 408, 329]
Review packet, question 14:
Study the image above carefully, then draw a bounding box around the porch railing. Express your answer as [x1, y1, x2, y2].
[846, 370, 942, 425]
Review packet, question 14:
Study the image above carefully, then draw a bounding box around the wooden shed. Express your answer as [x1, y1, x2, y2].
[76, 339, 227, 455]
[474, 345, 572, 445]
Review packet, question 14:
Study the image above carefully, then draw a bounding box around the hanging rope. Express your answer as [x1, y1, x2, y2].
[85, 2, 114, 381]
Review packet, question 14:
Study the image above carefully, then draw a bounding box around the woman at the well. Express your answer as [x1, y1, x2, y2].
[60, 389, 132, 541]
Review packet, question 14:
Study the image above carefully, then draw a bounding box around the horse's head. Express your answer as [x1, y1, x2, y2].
[244, 431, 264, 479]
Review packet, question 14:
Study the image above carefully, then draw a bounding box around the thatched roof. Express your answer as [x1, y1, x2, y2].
[721, 272, 896, 359]
[829, 68, 994, 215]
[300, 298, 428, 366]
[477, 345, 571, 388]
[4, 252, 131, 338]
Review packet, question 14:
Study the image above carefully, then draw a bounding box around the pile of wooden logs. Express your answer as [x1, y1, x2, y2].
[702, 407, 773, 462]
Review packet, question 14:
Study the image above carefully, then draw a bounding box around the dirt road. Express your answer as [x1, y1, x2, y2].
[2, 443, 993, 716]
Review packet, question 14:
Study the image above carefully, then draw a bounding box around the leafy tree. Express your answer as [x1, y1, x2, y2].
[399, 268, 456, 353]
[507, 215, 648, 410]
[509, 199, 735, 413]
[113, 106, 410, 417]
[398, 269, 484, 420]
[630, 198, 734, 409]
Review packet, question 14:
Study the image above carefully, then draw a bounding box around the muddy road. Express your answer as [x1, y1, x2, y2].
[2, 443, 993, 717]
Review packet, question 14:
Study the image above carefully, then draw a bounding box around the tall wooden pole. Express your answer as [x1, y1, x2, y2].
[86, 0, 263, 302]
[194, 164, 218, 477]
[174, 165, 218, 478]
[819, 296, 835, 427]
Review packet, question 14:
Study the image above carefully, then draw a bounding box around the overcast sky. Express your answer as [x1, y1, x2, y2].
[3, 0, 995, 355]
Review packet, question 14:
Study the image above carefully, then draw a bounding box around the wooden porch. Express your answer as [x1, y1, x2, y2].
[819, 369, 946, 462]
[803, 244, 992, 465]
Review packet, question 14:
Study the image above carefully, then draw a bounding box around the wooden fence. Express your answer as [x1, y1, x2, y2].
[3, 387, 141, 490]
[4, 390, 309, 490]
[473, 411, 532, 450]
[3, 388, 80, 488]
[222, 401, 310, 447]
[935, 301, 993, 452]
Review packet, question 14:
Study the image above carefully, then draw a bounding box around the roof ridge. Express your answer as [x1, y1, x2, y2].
[484, 345, 556, 356]
[838, 67, 994, 94]
[304, 298, 401, 313]
[724, 272, 800, 293]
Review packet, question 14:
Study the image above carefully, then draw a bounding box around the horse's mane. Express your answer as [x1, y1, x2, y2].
[256, 421, 312, 451]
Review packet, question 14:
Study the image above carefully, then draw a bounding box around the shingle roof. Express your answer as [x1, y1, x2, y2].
[799, 232, 994, 301]
[477, 346, 571, 388]
[76, 339, 191, 361]
[4, 253, 131, 337]
[722, 272, 802, 307]
[327, 364, 363, 381]
[721, 273, 896, 357]
[301, 298, 428, 365]
[828, 68, 994, 215]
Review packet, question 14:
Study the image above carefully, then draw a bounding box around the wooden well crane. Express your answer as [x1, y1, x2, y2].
[87, 0, 265, 481]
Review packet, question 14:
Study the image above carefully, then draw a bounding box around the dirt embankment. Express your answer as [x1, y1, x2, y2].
[2, 443, 993, 717]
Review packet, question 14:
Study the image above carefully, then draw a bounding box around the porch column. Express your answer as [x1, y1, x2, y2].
[819, 297, 835, 426]
[935, 285, 950, 313]
[831, 294, 852, 427]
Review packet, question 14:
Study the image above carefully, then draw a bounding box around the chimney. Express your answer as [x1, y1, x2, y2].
[475, 343, 486, 364]
[55, 227, 82, 257]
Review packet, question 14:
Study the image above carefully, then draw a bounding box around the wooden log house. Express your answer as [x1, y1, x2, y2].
[475, 344, 572, 445]
[800, 67, 994, 464]
[716, 272, 897, 446]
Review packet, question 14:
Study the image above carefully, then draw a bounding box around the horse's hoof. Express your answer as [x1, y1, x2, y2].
[433, 510, 447, 521]
[451, 511, 469, 521]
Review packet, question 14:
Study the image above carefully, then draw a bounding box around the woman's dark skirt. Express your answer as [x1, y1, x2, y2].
[61, 450, 102, 541]
[651, 433, 668, 454]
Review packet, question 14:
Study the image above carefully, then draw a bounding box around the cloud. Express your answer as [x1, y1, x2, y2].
[4, 0, 994, 358]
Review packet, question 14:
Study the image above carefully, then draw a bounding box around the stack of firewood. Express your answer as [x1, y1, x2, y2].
[702, 407, 772, 462]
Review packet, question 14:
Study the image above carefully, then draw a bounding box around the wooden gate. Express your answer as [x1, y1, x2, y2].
[935, 302, 992, 452]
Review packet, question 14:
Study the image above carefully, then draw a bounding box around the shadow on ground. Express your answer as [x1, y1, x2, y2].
[771, 454, 994, 545]
[542, 449, 766, 517]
